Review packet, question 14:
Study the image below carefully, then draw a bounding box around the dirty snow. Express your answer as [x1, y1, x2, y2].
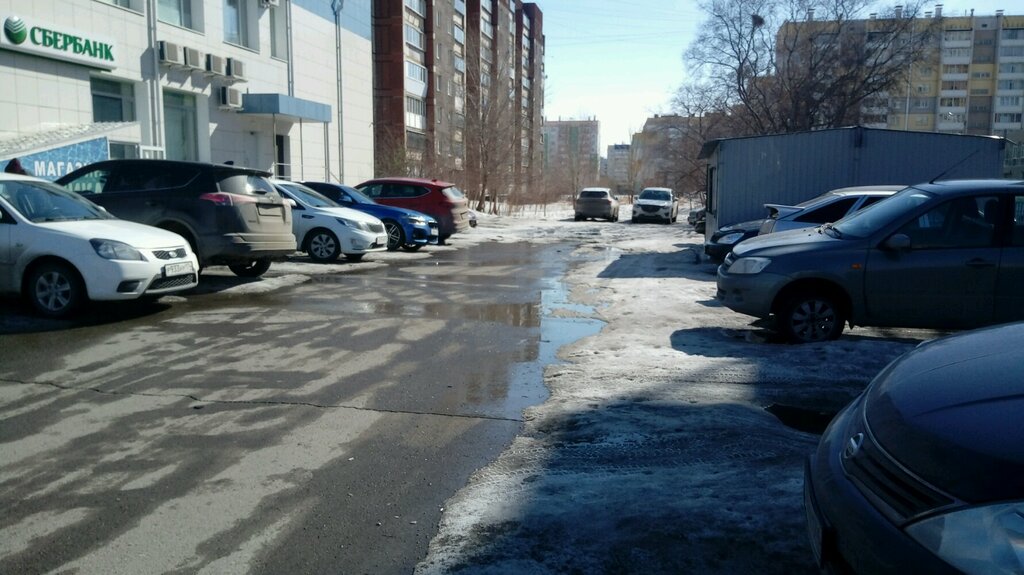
[412, 204, 942, 574]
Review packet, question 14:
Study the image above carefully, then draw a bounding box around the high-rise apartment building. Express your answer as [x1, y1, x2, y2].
[605, 143, 632, 195]
[371, 0, 544, 202]
[541, 118, 600, 192]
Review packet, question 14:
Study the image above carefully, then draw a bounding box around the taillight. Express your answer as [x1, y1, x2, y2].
[199, 192, 258, 206]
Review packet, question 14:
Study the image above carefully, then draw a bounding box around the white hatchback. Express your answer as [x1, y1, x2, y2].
[0, 174, 199, 318]
[271, 180, 388, 262]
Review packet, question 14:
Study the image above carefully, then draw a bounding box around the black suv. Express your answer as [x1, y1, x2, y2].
[58, 160, 296, 277]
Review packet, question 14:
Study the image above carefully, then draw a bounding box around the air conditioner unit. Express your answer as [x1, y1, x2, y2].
[182, 47, 204, 70]
[226, 57, 246, 82]
[219, 86, 243, 110]
[158, 41, 184, 67]
[205, 54, 226, 76]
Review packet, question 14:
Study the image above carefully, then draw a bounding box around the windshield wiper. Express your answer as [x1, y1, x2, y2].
[822, 222, 843, 238]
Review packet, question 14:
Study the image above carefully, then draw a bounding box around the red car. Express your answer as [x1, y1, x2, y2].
[355, 177, 470, 243]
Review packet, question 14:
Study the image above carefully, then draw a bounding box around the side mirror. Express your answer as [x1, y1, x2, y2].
[883, 233, 911, 251]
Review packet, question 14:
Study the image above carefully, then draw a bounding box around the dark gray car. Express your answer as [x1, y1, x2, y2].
[717, 179, 1024, 342]
[574, 187, 620, 221]
[58, 160, 296, 277]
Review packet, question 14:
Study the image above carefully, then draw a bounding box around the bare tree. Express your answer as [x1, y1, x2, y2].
[685, 0, 938, 135]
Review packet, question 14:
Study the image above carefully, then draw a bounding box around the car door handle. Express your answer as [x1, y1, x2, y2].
[301, 214, 314, 219]
[965, 258, 996, 268]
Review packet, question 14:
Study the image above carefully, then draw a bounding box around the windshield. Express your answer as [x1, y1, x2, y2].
[342, 185, 376, 205]
[639, 189, 671, 201]
[833, 187, 928, 238]
[277, 182, 341, 208]
[0, 180, 110, 223]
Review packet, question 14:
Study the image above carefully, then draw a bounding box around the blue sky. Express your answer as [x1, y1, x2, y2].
[540, 0, 1014, 154]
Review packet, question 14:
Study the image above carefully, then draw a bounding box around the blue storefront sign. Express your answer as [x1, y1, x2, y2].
[4, 137, 109, 181]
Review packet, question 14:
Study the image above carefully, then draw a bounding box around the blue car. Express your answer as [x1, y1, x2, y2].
[301, 182, 439, 251]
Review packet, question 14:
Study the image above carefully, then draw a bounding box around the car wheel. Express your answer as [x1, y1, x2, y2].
[631, 215, 638, 223]
[401, 244, 423, 252]
[778, 292, 846, 343]
[26, 262, 84, 319]
[345, 253, 365, 262]
[383, 221, 405, 251]
[229, 258, 272, 277]
[574, 213, 583, 221]
[307, 229, 341, 262]
[437, 234, 449, 245]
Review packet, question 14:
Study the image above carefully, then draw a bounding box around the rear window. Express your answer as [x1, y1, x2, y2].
[580, 191, 608, 199]
[218, 174, 277, 195]
[442, 186, 465, 199]
[113, 164, 200, 191]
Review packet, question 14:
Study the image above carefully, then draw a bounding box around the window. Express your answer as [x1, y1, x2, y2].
[1012, 196, 1024, 246]
[995, 113, 1023, 124]
[939, 97, 966, 108]
[224, 0, 250, 47]
[941, 80, 967, 91]
[270, 4, 288, 59]
[998, 80, 1024, 90]
[998, 96, 1022, 107]
[158, 0, 193, 29]
[942, 47, 971, 59]
[943, 30, 972, 42]
[405, 95, 426, 130]
[896, 196, 999, 249]
[91, 78, 136, 122]
[108, 142, 139, 160]
[404, 0, 425, 16]
[404, 24, 424, 49]
[795, 198, 858, 225]
[406, 61, 427, 82]
[163, 91, 197, 161]
[942, 64, 969, 74]
[1000, 63, 1024, 74]
[1000, 46, 1024, 58]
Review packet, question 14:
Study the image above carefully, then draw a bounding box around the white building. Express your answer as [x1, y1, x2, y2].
[0, 0, 374, 184]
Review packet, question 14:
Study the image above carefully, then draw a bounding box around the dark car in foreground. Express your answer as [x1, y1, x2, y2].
[705, 186, 901, 261]
[57, 160, 295, 277]
[301, 181, 438, 251]
[805, 321, 1024, 574]
[717, 179, 1024, 342]
[354, 177, 469, 243]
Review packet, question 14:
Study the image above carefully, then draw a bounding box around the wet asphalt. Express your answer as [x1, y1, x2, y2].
[0, 240, 581, 575]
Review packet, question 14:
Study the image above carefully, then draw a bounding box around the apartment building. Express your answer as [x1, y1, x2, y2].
[605, 143, 631, 195]
[371, 0, 544, 200]
[0, 0, 375, 183]
[541, 118, 600, 192]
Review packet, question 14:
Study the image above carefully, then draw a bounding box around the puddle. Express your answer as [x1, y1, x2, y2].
[764, 403, 838, 435]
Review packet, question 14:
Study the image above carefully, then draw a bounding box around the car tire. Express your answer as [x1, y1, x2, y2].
[345, 253, 365, 262]
[778, 291, 846, 343]
[229, 258, 272, 277]
[574, 213, 583, 221]
[307, 229, 341, 263]
[401, 244, 423, 252]
[383, 221, 405, 251]
[437, 234, 449, 245]
[26, 262, 84, 319]
[631, 215, 638, 223]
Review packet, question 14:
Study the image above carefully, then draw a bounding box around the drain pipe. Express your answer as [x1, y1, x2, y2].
[332, 0, 345, 183]
[144, 0, 164, 155]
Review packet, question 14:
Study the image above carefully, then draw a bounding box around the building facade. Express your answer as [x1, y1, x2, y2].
[0, 0, 374, 183]
[830, 7, 1024, 137]
[371, 0, 544, 204]
[541, 117, 599, 193]
[604, 143, 631, 195]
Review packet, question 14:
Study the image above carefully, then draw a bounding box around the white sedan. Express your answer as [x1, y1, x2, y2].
[271, 180, 388, 262]
[0, 174, 199, 318]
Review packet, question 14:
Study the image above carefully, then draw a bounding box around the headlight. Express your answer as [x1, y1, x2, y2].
[906, 502, 1024, 575]
[717, 232, 746, 245]
[336, 217, 368, 231]
[407, 216, 426, 224]
[90, 239, 145, 261]
[726, 257, 771, 274]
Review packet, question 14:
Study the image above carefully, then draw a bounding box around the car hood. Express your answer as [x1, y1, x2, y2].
[309, 206, 383, 225]
[347, 203, 434, 222]
[42, 219, 190, 248]
[635, 199, 672, 208]
[865, 322, 1024, 502]
[729, 226, 840, 257]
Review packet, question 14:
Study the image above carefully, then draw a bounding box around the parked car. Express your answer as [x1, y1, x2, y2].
[0, 174, 198, 318]
[300, 181, 438, 251]
[716, 179, 1024, 343]
[57, 160, 295, 277]
[271, 180, 388, 262]
[574, 187, 620, 222]
[354, 177, 470, 244]
[705, 186, 903, 261]
[631, 187, 678, 224]
[805, 321, 1024, 574]
[687, 207, 705, 226]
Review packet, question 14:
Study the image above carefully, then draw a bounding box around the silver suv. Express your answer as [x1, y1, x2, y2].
[574, 187, 620, 222]
[717, 180, 1024, 342]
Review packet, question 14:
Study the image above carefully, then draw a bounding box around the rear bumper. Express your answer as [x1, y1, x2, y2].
[201, 232, 297, 264]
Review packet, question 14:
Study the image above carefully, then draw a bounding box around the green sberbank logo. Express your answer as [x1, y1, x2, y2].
[4, 16, 27, 44]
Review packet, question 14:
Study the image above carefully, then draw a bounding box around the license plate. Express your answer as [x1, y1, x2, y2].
[430, 228, 438, 236]
[804, 477, 824, 566]
[163, 262, 194, 277]
[377, 234, 388, 245]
